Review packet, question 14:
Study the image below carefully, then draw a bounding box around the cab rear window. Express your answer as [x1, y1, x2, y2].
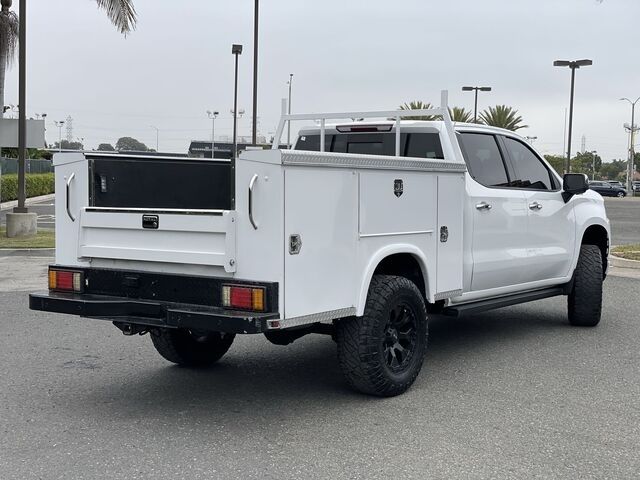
[295, 132, 444, 159]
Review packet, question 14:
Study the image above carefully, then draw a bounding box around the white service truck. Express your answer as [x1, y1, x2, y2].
[30, 92, 610, 396]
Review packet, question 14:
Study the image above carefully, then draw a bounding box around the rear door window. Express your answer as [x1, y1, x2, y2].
[458, 133, 510, 187]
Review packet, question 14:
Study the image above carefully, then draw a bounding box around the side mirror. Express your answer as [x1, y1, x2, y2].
[562, 173, 589, 202]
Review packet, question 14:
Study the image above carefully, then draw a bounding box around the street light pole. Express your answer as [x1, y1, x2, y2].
[554, 59, 593, 173]
[621, 97, 640, 193]
[287, 73, 293, 148]
[15, 0, 27, 213]
[462, 86, 492, 123]
[252, 0, 259, 146]
[591, 150, 597, 181]
[207, 110, 219, 159]
[54, 121, 65, 152]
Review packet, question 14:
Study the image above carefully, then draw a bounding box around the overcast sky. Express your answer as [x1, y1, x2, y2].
[4, 0, 639, 160]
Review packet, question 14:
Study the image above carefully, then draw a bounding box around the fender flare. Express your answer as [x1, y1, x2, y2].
[355, 244, 432, 316]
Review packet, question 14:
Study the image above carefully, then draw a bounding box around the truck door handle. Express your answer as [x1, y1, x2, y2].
[528, 201, 543, 211]
[248, 174, 259, 230]
[66, 172, 76, 222]
[475, 202, 492, 211]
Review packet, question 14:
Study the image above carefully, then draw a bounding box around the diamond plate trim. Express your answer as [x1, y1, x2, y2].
[434, 289, 463, 301]
[268, 307, 356, 330]
[281, 151, 467, 172]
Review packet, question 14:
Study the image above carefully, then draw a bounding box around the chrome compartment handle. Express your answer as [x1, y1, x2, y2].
[475, 201, 492, 211]
[248, 174, 258, 230]
[66, 172, 76, 222]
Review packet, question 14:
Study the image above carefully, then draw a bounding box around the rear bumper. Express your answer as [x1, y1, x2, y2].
[29, 291, 278, 334]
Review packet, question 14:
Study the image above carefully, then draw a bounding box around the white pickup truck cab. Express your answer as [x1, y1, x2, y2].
[30, 91, 610, 396]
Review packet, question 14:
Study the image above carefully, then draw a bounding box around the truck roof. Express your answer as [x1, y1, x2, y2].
[297, 120, 527, 141]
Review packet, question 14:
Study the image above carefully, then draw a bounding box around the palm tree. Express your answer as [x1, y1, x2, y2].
[449, 106, 473, 123]
[0, 0, 136, 117]
[479, 105, 528, 131]
[398, 101, 438, 121]
[0, 0, 18, 117]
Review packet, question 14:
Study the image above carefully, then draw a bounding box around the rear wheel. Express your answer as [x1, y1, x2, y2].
[150, 328, 235, 367]
[617, 191, 625, 198]
[568, 244, 603, 327]
[336, 275, 428, 397]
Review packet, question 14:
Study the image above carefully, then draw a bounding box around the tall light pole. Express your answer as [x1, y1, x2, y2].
[54, 121, 65, 152]
[554, 59, 593, 173]
[591, 150, 598, 181]
[252, 0, 259, 146]
[150, 126, 159, 152]
[621, 97, 640, 194]
[462, 86, 492, 123]
[15, 0, 27, 213]
[287, 73, 293, 148]
[207, 110, 219, 159]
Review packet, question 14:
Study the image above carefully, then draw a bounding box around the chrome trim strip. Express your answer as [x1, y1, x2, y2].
[359, 230, 434, 239]
[434, 289, 463, 301]
[268, 307, 356, 330]
[84, 207, 225, 216]
[281, 151, 467, 172]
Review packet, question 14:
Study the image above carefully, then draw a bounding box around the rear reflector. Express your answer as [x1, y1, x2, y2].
[222, 285, 266, 312]
[49, 269, 84, 293]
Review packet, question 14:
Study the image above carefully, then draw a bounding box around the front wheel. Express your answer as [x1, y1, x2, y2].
[336, 275, 428, 397]
[617, 191, 625, 198]
[150, 328, 235, 367]
[568, 244, 603, 327]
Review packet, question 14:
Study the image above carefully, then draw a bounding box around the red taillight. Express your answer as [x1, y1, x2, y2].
[222, 285, 266, 311]
[49, 269, 84, 293]
[57, 271, 74, 290]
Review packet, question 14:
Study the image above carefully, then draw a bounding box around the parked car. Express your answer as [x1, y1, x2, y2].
[590, 181, 627, 197]
[633, 181, 640, 193]
[607, 181, 626, 189]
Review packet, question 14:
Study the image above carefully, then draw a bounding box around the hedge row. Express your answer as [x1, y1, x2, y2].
[0, 173, 55, 202]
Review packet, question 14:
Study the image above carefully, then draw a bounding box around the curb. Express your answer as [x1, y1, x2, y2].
[0, 193, 55, 212]
[610, 254, 640, 269]
[0, 248, 54, 257]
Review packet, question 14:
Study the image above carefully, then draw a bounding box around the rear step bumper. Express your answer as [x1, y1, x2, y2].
[29, 292, 278, 334]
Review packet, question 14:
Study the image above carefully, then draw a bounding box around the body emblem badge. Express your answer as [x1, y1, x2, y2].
[394, 179, 403, 197]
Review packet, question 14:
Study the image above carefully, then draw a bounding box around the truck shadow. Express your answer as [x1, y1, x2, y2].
[73, 300, 571, 425]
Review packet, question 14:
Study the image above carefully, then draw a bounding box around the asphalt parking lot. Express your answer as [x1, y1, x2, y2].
[1, 277, 639, 479]
[0, 197, 55, 229]
[604, 196, 640, 245]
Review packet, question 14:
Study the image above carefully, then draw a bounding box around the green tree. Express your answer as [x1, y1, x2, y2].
[449, 106, 473, 123]
[479, 105, 528, 131]
[53, 140, 84, 151]
[571, 151, 601, 178]
[97, 143, 115, 151]
[398, 101, 438, 121]
[0, 0, 18, 117]
[116, 136, 148, 151]
[599, 159, 627, 181]
[544, 155, 565, 176]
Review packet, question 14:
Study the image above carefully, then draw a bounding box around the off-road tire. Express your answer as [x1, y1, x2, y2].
[336, 275, 428, 397]
[568, 244, 603, 327]
[150, 328, 235, 367]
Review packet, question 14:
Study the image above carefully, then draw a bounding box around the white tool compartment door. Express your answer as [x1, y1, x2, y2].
[284, 167, 358, 319]
[436, 173, 465, 294]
